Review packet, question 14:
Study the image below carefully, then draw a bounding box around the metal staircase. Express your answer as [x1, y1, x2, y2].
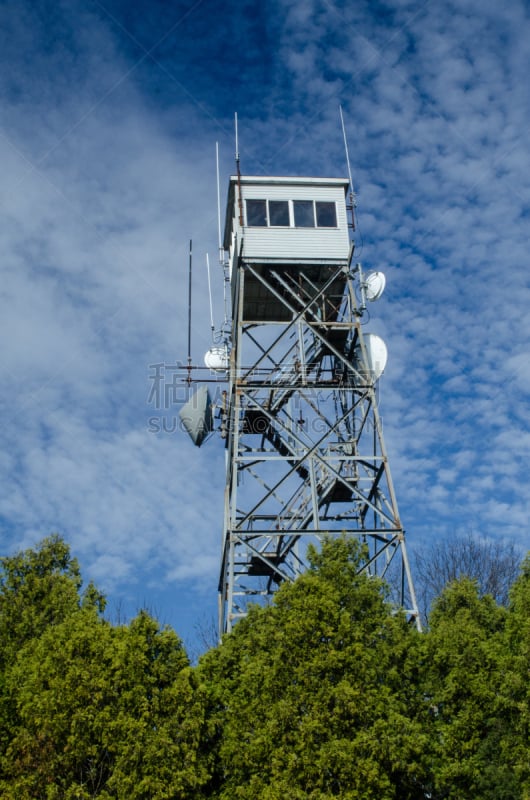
[219, 256, 419, 632]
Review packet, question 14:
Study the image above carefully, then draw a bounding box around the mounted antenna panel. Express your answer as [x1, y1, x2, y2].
[179, 385, 213, 447]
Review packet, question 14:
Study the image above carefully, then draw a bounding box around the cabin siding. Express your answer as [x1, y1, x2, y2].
[242, 226, 349, 262]
[226, 176, 351, 265]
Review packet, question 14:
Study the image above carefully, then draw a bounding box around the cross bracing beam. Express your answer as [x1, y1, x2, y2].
[236, 390, 397, 527]
[219, 256, 420, 635]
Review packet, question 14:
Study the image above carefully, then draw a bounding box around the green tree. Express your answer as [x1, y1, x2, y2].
[0, 537, 208, 799]
[1, 610, 208, 799]
[199, 537, 429, 800]
[422, 577, 517, 799]
[0, 534, 104, 668]
[104, 611, 209, 800]
[1, 606, 115, 798]
[496, 555, 530, 797]
[0, 535, 105, 766]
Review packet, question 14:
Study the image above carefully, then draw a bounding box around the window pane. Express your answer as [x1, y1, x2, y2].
[246, 199, 267, 226]
[293, 200, 315, 227]
[268, 200, 290, 226]
[316, 202, 337, 227]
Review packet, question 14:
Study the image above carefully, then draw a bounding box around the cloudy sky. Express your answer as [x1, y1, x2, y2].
[1, 0, 529, 651]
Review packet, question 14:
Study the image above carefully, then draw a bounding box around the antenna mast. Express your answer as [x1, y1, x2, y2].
[216, 142, 224, 266]
[235, 112, 244, 227]
[206, 253, 215, 337]
[214, 143, 231, 343]
[187, 239, 192, 384]
[339, 105, 356, 233]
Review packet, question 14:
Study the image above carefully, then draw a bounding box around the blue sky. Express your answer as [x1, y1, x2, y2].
[1, 0, 529, 653]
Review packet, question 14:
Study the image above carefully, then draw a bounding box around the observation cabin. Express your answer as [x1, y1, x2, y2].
[224, 175, 352, 323]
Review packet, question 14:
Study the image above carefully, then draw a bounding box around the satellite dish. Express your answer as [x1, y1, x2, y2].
[179, 385, 213, 447]
[204, 347, 229, 372]
[355, 333, 388, 382]
[364, 271, 386, 302]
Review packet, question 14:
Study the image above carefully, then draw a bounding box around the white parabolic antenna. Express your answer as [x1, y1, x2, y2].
[204, 347, 229, 372]
[364, 271, 386, 302]
[356, 333, 388, 381]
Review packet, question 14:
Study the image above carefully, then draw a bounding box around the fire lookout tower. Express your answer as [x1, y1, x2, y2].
[215, 173, 420, 635]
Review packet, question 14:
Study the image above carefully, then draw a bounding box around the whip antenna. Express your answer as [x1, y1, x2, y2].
[216, 142, 223, 265]
[206, 253, 215, 337]
[187, 239, 193, 383]
[339, 105, 356, 232]
[235, 112, 244, 226]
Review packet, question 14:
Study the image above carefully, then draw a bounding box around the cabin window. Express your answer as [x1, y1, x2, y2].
[268, 200, 290, 226]
[293, 200, 315, 227]
[246, 199, 267, 226]
[246, 198, 338, 229]
[316, 201, 337, 227]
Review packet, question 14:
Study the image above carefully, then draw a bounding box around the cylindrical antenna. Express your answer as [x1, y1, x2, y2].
[206, 253, 215, 337]
[187, 239, 192, 383]
[216, 141, 231, 338]
[235, 112, 244, 227]
[339, 105, 356, 232]
[357, 261, 367, 312]
[216, 142, 223, 265]
[222, 258, 229, 335]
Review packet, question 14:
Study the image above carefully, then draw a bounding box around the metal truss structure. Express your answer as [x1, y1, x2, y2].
[218, 247, 420, 634]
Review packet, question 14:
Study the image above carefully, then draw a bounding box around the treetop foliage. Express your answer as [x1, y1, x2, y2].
[0, 534, 105, 671]
[0, 533, 528, 799]
[199, 538, 428, 799]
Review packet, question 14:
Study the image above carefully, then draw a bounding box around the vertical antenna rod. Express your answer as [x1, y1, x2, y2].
[206, 253, 215, 337]
[216, 141, 231, 335]
[235, 112, 244, 227]
[216, 142, 224, 265]
[339, 105, 356, 232]
[187, 239, 192, 383]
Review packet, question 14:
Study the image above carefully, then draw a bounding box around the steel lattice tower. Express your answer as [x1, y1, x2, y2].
[217, 174, 419, 635]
